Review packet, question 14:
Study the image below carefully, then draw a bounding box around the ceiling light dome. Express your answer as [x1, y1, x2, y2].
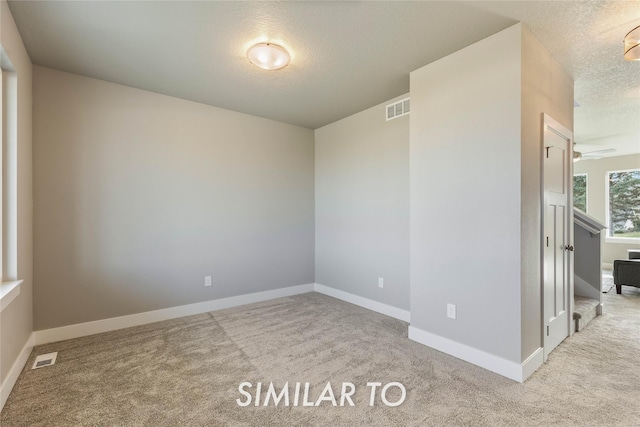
[247, 43, 290, 70]
[623, 25, 640, 61]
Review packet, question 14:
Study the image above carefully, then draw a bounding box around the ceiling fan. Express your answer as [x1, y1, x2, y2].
[573, 145, 616, 162]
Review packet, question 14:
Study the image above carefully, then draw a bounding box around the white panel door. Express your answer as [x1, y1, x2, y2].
[543, 115, 573, 358]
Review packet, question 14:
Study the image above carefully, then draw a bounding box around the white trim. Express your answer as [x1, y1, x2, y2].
[604, 168, 640, 243]
[605, 237, 640, 244]
[603, 262, 613, 271]
[542, 113, 572, 141]
[314, 283, 410, 322]
[34, 283, 315, 345]
[0, 280, 22, 312]
[573, 208, 605, 235]
[0, 332, 34, 411]
[408, 325, 536, 383]
[521, 347, 544, 381]
[33, 283, 411, 345]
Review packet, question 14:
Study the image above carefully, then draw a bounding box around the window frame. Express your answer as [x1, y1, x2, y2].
[605, 168, 640, 244]
[0, 50, 22, 311]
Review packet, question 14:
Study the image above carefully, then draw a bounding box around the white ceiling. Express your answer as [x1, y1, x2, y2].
[7, 1, 640, 157]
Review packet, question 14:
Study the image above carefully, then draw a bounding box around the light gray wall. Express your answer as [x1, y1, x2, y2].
[315, 95, 409, 310]
[410, 23, 573, 365]
[410, 25, 523, 362]
[0, 0, 33, 386]
[520, 26, 573, 360]
[574, 226, 602, 293]
[33, 66, 314, 330]
[574, 154, 640, 264]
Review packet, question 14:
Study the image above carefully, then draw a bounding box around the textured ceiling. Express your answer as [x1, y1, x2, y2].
[7, 1, 640, 156]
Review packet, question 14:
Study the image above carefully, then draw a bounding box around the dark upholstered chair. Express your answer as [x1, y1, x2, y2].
[614, 258, 640, 294]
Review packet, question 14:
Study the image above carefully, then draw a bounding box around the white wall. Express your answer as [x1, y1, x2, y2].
[315, 95, 409, 310]
[33, 67, 315, 330]
[409, 23, 573, 380]
[0, 0, 33, 394]
[574, 154, 640, 265]
[410, 25, 523, 363]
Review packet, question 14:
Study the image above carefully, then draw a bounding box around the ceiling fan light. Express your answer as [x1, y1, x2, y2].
[623, 25, 640, 61]
[247, 43, 290, 70]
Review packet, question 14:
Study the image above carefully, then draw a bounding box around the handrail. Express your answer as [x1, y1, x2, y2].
[574, 208, 606, 235]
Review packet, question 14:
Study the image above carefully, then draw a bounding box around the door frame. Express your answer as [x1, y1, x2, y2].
[541, 113, 574, 361]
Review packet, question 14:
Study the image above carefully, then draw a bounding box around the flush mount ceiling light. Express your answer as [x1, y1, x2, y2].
[247, 43, 290, 70]
[623, 25, 640, 61]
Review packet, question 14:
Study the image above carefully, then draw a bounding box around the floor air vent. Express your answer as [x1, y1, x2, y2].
[386, 97, 410, 121]
[32, 352, 58, 369]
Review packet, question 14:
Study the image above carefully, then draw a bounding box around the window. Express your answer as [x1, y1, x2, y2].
[606, 169, 640, 240]
[573, 174, 587, 212]
[0, 50, 22, 312]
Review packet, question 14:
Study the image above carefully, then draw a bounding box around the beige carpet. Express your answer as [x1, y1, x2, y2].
[602, 271, 614, 293]
[2, 288, 640, 426]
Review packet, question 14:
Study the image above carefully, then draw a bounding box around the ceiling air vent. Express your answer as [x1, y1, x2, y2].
[386, 97, 410, 121]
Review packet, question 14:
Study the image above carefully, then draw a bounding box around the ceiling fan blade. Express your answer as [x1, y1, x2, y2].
[583, 148, 616, 155]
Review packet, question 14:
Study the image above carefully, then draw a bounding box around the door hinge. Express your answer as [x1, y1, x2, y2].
[546, 236, 549, 247]
[547, 326, 550, 336]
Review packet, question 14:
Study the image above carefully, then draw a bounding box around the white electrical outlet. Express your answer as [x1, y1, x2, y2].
[205, 276, 212, 287]
[447, 303, 456, 319]
[378, 277, 384, 288]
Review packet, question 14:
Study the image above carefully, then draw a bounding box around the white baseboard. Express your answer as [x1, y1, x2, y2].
[34, 283, 410, 346]
[602, 262, 613, 271]
[408, 326, 540, 383]
[1, 332, 34, 412]
[521, 347, 544, 381]
[6, 282, 543, 404]
[314, 284, 410, 322]
[34, 283, 315, 346]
